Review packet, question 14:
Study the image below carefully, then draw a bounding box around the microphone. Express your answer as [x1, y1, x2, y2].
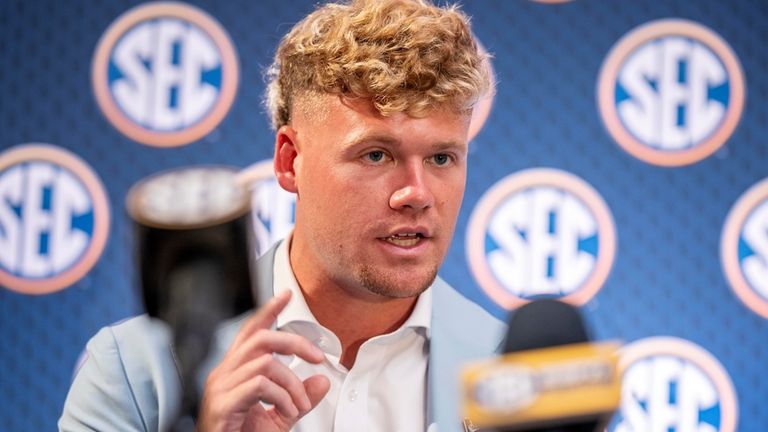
[461, 299, 620, 432]
[126, 165, 257, 431]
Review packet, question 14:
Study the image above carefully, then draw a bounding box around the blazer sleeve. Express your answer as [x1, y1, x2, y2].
[59, 326, 149, 432]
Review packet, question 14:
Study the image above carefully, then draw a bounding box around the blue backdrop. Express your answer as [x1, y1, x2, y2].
[1, 0, 766, 430]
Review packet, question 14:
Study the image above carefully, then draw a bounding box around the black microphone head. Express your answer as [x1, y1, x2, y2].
[502, 299, 591, 354]
[498, 299, 599, 432]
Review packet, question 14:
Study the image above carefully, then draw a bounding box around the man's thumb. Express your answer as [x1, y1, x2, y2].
[303, 375, 331, 412]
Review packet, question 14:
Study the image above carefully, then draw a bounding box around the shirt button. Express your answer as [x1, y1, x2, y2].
[316, 337, 327, 348]
[348, 389, 358, 402]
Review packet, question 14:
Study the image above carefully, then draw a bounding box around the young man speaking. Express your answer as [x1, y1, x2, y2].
[60, 0, 503, 431]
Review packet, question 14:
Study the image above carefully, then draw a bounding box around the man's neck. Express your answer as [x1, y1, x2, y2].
[299, 275, 418, 369]
[287, 237, 420, 369]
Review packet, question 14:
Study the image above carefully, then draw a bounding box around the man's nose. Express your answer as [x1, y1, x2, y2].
[389, 161, 435, 211]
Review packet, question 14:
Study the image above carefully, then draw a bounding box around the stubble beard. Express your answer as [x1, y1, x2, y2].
[355, 263, 440, 299]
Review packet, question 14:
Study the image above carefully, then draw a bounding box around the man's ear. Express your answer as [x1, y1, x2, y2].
[274, 125, 300, 193]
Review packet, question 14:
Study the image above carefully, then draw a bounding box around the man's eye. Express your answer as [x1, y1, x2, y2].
[433, 154, 451, 165]
[366, 151, 385, 162]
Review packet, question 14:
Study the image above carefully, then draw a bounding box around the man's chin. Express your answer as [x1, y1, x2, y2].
[357, 265, 438, 299]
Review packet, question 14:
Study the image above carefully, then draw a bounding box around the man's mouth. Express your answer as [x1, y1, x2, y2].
[383, 233, 424, 247]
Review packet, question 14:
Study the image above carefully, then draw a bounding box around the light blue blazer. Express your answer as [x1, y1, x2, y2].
[59, 242, 505, 432]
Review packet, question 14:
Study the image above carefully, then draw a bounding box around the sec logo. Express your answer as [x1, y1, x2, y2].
[721, 177, 768, 319]
[0, 144, 110, 295]
[468, 40, 495, 142]
[92, 2, 239, 147]
[238, 160, 296, 257]
[610, 337, 738, 432]
[466, 168, 616, 309]
[598, 19, 745, 166]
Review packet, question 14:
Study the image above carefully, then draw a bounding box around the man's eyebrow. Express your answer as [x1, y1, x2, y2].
[342, 132, 400, 149]
[431, 141, 467, 152]
[342, 132, 466, 152]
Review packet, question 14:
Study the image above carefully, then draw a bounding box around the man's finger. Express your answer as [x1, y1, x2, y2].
[233, 290, 292, 346]
[226, 353, 313, 413]
[229, 330, 324, 367]
[276, 375, 331, 430]
[230, 374, 300, 419]
[303, 375, 331, 414]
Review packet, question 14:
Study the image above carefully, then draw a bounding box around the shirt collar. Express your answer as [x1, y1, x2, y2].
[273, 233, 432, 337]
[273, 234, 318, 330]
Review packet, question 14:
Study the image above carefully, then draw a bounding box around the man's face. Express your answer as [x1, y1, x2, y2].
[276, 94, 470, 300]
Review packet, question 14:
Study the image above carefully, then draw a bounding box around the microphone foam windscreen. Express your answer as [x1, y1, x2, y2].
[502, 299, 591, 354]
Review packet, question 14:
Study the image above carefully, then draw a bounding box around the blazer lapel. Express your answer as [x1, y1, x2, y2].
[427, 277, 505, 432]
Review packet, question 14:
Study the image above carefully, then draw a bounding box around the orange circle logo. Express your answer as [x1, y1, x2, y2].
[466, 168, 616, 309]
[92, 2, 239, 147]
[598, 19, 745, 166]
[0, 144, 110, 294]
[468, 41, 495, 142]
[721, 177, 768, 319]
[611, 337, 738, 432]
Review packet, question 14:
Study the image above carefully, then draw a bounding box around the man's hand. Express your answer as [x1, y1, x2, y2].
[196, 291, 330, 432]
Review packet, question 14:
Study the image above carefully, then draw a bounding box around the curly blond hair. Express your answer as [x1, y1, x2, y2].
[265, 0, 492, 130]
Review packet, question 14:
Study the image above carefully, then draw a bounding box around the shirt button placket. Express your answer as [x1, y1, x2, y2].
[334, 376, 368, 432]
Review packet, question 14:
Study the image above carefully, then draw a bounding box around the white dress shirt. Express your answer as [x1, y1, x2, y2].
[272, 238, 432, 432]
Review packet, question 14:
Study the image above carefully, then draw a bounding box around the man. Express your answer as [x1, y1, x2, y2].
[60, 0, 504, 431]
